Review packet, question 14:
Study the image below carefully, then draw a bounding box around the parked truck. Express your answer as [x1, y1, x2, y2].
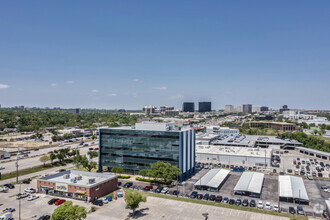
[0, 153, 11, 160]
[0, 212, 13, 220]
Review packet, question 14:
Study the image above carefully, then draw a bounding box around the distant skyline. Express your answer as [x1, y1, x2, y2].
[1, 1, 330, 110]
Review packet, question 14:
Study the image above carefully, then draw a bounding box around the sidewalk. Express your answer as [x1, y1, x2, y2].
[0, 163, 74, 186]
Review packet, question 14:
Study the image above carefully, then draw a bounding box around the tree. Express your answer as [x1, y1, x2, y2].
[138, 169, 150, 178]
[39, 155, 50, 167]
[91, 135, 97, 140]
[51, 201, 87, 220]
[50, 152, 56, 164]
[124, 191, 146, 216]
[87, 150, 98, 159]
[112, 166, 124, 174]
[150, 161, 181, 183]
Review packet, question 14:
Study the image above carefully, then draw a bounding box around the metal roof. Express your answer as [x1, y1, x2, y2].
[194, 169, 230, 189]
[295, 146, 330, 157]
[279, 176, 309, 201]
[234, 172, 264, 194]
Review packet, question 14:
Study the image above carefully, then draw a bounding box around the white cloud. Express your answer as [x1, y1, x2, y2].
[91, 89, 99, 93]
[66, 81, 74, 84]
[170, 94, 184, 99]
[107, 93, 117, 97]
[0, 84, 10, 89]
[153, 86, 167, 90]
[133, 79, 141, 82]
[50, 83, 57, 87]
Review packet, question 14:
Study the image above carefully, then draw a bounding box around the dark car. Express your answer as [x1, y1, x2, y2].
[59, 169, 66, 172]
[235, 199, 241, 206]
[48, 198, 60, 205]
[190, 191, 198, 199]
[92, 199, 103, 206]
[318, 172, 323, 177]
[38, 215, 50, 220]
[209, 195, 216, 201]
[155, 186, 164, 193]
[117, 182, 122, 186]
[172, 190, 179, 195]
[250, 199, 256, 207]
[242, 199, 249, 206]
[203, 193, 209, 200]
[223, 197, 229, 203]
[297, 205, 304, 215]
[229, 199, 235, 205]
[215, 195, 222, 202]
[289, 207, 296, 214]
[197, 194, 203, 200]
[4, 184, 15, 189]
[123, 182, 133, 188]
[21, 178, 31, 184]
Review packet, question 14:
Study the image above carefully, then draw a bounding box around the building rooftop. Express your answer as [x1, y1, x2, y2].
[101, 122, 192, 132]
[279, 175, 309, 201]
[234, 172, 264, 194]
[196, 145, 273, 158]
[38, 170, 117, 188]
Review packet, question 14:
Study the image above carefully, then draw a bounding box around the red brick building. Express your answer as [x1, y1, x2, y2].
[37, 170, 117, 202]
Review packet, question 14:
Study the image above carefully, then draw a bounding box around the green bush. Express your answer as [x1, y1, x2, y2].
[135, 177, 172, 185]
[90, 206, 96, 212]
[118, 175, 131, 179]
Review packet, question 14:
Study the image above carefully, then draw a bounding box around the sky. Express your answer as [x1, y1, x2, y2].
[0, 1, 330, 110]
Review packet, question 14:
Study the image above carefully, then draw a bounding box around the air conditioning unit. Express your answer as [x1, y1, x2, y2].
[88, 178, 95, 184]
[63, 174, 70, 179]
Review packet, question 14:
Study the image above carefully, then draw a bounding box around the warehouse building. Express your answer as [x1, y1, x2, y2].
[295, 147, 330, 161]
[194, 169, 230, 191]
[99, 122, 195, 181]
[196, 145, 272, 167]
[279, 175, 309, 204]
[234, 172, 264, 198]
[37, 170, 118, 202]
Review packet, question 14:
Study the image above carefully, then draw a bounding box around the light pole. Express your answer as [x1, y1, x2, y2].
[176, 170, 179, 198]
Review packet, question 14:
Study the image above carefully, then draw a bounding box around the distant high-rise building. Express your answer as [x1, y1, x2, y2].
[224, 105, 234, 113]
[182, 102, 195, 112]
[252, 106, 261, 113]
[143, 106, 156, 115]
[67, 108, 80, 114]
[260, 106, 269, 112]
[160, 106, 174, 112]
[243, 104, 252, 114]
[235, 105, 243, 113]
[199, 102, 211, 112]
[280, 105, 289, 114]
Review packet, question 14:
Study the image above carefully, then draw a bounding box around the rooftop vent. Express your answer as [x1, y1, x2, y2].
[63, 174, 70, 179]
[88, 178, 95, 184]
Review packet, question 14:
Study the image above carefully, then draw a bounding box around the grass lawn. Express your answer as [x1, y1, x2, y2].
[123, 189, 307, 220]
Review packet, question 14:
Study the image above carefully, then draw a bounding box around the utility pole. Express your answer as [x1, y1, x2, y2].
[176, 170, 179, 198]
[265, 149, 267, 169]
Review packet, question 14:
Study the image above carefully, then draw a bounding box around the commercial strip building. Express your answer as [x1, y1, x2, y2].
[250, 121, 296, 132]
[196, 145, 272, 167]
[37, 170, 118, 202]
[194, 169, 230, 191]
[98, 122, 195, 181]
[295, 147, 330, 161]
[234, 172, 264, 198]
[278, 175, 309, 204]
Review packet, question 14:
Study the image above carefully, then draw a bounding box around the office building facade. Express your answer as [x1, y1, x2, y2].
[243, 104, 252, 114]
[199, 102, 211, 112]
[260, 106, 269, 112]
[182, 102, 195, 112]
[224, 105, 234, 113]
[99, 122, 195, 181]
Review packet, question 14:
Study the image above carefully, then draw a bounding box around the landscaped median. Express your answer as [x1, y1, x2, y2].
[123, 188, 308, 220]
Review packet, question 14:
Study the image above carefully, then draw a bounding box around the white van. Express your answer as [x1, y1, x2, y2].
[0, 213, 13, 220]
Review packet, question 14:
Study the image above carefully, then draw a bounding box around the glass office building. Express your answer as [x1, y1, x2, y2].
[99, 122, 195, 181]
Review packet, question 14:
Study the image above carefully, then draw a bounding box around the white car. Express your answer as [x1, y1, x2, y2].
[257, 201, 263, 209]
[265, 202, 271, 210]
[27, 195, 39, 201]
[0, 187, 8, 192]
[273, 204, 279, 212]
[24, 188, 36, 193]
[161, 187, 168, 194]
[1, 208, 15, 214]
[0, 166, 5, 170]
[102, 198, 109, 204]
[16, 193, 29, 199]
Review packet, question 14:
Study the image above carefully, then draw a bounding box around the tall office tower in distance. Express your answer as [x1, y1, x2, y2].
[252, 106, 261, 113]
[280, 105, 289, 114]
[98, 122, 195, 181]
[224, 105, 234, 113]
[260, 106, 269, 112]
[199, 102, 211, 112]
[243, 104, 252, 113]
[182, 102, 195, 112]
[143, 105, 156, 115]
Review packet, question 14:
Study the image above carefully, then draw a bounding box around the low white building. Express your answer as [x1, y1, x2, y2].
[206, 126, 239, 137]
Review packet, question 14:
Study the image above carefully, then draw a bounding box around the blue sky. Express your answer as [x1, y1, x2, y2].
[0, 1, 329, 110]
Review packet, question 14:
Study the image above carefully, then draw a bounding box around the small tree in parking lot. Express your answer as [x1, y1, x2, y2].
[39, 155, 50, 167]
[124, 191, 146, 216]
[51, 201, 87, 220]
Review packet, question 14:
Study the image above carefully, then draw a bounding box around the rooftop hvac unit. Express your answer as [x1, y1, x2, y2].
[63, 174, 70, 179]
[70, 178, 77, 183]
[88, 178, 95, 184]
[77, 175, 82, 180]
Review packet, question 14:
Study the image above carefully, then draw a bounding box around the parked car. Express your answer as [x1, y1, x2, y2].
[21, 179, 31, 184]
[209, 195, 216, 201]
[101, 198, 109, 204]
[123, 182, 133, 188]
[203, 194, 209, 200]
[223, 197, 229, 203]
[0, 167, 5, 170]
[235, 199, 241, 206]
[155, 186, 163, 193]
[265, 202, 271, 210]
[215, 195, 222, 202]
[297, 205, 304, 215]
[55, 199, 66, 206]
[24, 188, 36, 193]
[242, 199, 249, 206]
[229, 199, 235, 205]
[196, 194, 203, 200]
[289, 207, 296, 214]
[257, 201, 263, 209]
[92, 199, 103, 206]
[161, 187, 169, 194]
[38, 215, 50, 220]
[172, 190, 179, 196]
[27, 195, 39, 201]
[4, 184, 14, 189]
[190, 191, 198, 199]
[48, 198, 59, 205]
[1, 208, 15, 214]
[273, 204, 279, 212]
[143, 185, 153, 191]
[59, 169, 66, 172]
[16, 193, 29, 199]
